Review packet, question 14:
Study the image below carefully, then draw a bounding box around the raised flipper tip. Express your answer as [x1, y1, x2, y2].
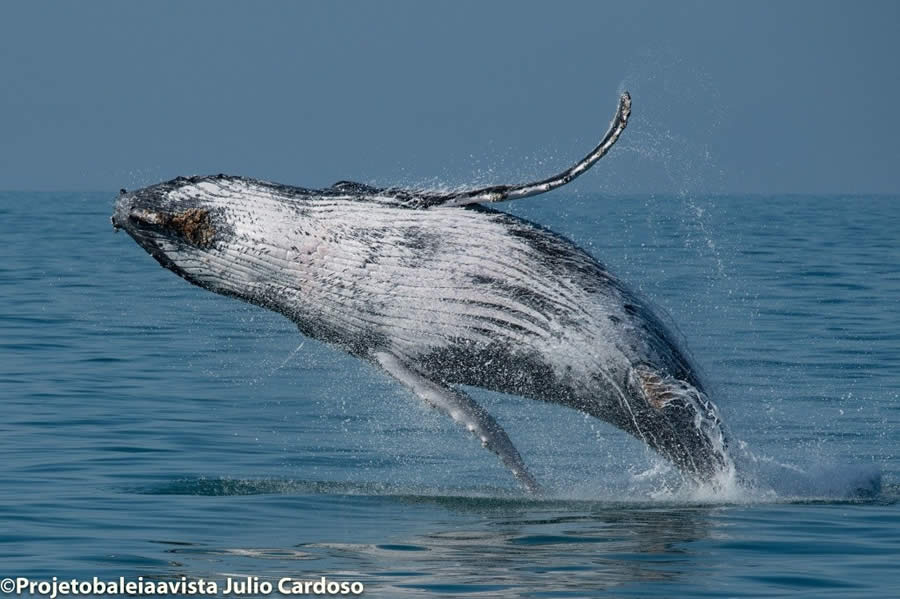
[619, 91, 632, 121]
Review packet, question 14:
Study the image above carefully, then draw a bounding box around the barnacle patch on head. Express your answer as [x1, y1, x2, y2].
[130, 207, 216, 246]
[169, 208, 215, 246]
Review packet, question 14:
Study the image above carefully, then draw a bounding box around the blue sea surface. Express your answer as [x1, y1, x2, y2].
[1, 192, 898, 597]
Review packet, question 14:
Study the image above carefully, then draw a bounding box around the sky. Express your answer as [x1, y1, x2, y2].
[1, 0, 898, 194]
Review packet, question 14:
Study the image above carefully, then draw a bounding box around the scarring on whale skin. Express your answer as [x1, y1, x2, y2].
[112, 93, 732, 493]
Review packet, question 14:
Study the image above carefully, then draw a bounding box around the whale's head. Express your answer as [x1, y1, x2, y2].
[113, 177, 223, 284]
[112, 175, 310, 308]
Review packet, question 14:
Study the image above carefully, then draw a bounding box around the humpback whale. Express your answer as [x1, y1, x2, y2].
[112, 92, 731, 493]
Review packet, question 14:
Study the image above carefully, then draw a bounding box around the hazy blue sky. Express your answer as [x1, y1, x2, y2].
[1, 1, 898, 193]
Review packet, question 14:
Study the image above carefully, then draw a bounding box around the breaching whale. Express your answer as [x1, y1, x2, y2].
[112, 92, 731, 493]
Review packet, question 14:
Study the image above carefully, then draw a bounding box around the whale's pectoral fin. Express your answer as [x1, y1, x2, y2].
[373, 351, 541, 494]
[414, 92, 631, 208]
[633, 367, 688, 410]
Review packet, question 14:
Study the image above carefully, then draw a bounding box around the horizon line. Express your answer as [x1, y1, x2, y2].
[2, 189, 899, 198]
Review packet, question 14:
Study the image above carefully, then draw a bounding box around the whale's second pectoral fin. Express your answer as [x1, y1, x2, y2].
[629, 365, 732, 480]
[412, 92, 631, 208]
[373, 351, 541, 494]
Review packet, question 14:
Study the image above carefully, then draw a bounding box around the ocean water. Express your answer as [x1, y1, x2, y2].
[1, 191, 898, 597]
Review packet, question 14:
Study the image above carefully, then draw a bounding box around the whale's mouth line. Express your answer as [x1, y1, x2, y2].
[121, 225, 177, 267]
[124, 208, 216, 247]
[116, 219, 202, 288]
